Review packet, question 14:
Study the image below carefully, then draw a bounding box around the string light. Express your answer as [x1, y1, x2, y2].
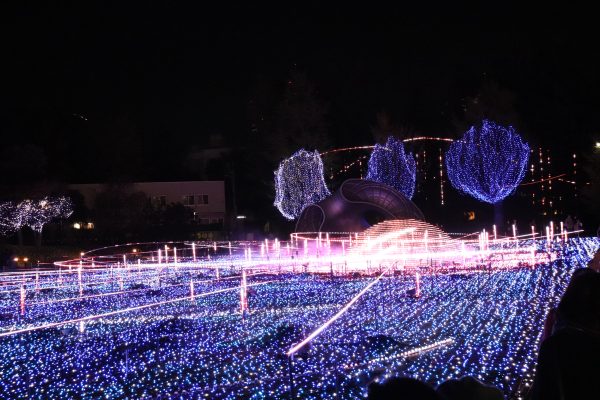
[366, 136, 416, 199]
[0, 238, 597, 398]
[274, 149, 330, 220]
[0, 196, 73, 235]
[445, 120, 529, 204]
[0, 201, 17, 235]
[439, 148, 445, 205]
[0, 234, 597, 399]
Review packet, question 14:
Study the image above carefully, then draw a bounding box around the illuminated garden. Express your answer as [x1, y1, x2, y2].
[0, 235, 598, 399]
[1, 114, 599, 400]
[5, 6, 600, 399]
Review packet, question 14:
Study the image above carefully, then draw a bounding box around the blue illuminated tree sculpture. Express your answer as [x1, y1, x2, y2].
[366, 136, 416, 199]
[446, 120, 529, 224]
[274, 149, 331, 220]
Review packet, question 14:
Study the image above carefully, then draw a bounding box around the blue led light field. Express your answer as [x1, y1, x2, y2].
[0, 238, 597, 399]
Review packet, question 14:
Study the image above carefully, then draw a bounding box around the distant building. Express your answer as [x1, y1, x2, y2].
[69, 181, 226, 226]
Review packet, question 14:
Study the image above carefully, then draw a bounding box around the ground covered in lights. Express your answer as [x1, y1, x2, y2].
[0, 238, 598, 399]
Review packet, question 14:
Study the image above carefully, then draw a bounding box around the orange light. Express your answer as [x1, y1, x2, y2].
[13, 257, 19, 262]
[23, 257, 29, 262]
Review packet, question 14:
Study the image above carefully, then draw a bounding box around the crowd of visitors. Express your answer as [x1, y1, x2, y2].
[368, 251, 600, 400]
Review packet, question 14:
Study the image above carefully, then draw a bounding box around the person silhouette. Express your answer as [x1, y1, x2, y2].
[564, 215, 574, 232]
[573, 217, 583, 236]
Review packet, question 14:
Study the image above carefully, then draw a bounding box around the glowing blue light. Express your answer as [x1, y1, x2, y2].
[0, 237, 597, 398]
[445, 120, 529, 204]
[366, 136, 416, 199]
[274, 149, 330, 220]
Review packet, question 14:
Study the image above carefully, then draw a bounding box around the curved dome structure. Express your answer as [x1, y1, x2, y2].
[295, 179, 425, 232]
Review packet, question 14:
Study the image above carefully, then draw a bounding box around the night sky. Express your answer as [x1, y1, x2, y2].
[2, 3, 599, 184]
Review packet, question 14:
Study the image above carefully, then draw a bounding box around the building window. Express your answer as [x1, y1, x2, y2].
[196, 194, 209, 205]
[199, 218, 210, 225]
[182, 195, 195, 206]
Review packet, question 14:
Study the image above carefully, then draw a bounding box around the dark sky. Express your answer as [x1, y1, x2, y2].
[2, 3, 599, 183]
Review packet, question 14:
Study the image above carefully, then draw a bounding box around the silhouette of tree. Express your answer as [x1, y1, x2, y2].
[271, 70, 330, 161]
[455, 80, 521, 135]
[370, 111, 413, 144]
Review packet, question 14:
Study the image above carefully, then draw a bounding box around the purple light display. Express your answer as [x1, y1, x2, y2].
[0, 237, 597, 399]
[366, 136, 416, 199]
[445, 120, 529, 204]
